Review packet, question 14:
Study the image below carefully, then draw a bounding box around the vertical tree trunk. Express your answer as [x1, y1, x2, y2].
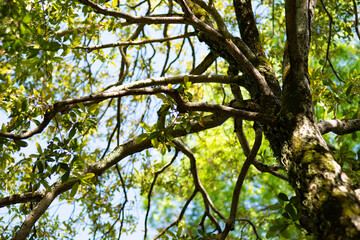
[279, 0, 360, 238]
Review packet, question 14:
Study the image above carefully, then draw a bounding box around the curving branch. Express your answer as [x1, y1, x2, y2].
[106, 74, 242, 91]
[220, 129, 262, 240]
[319, 0, 333, 70]
[319, 0, 344, 83]
[236, 218, 262, 240]
[75, 32, 196, 51]
[318, 119, 360, 135]
[173, 140, 224, 231]
[11, 179, 79, 240]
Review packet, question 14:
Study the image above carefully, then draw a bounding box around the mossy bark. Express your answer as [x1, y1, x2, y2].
[280, 113, 360, 239]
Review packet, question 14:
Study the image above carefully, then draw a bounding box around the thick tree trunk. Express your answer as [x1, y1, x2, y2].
[281, 113, 360, 239]
[278, 0, 360, 238]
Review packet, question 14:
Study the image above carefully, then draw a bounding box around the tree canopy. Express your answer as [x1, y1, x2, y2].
[0, 0, 360, 239]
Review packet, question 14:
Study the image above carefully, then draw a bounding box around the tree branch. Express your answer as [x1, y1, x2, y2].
[235, 218, 262, 240]
[0, 191, 46, 208]
[318, 119, 360, 135]
[144, 150, 179, 240]
[11, 179, 78, 240]
[0, 80, 271, 140]
[106, 74, 241, 91]
[173, 140, 224, 231]
[75, 32, 196, 51]
[231, 84, 287, 180]
[190, 51, 217, 75]
[352, 0, 360, 40]
[220, 129, 262, 240]
[153, 188, 198, 240]
[78, 0, 186, 24]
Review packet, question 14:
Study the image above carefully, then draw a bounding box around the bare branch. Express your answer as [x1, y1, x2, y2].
[233, 0, 264, 56]
[78, 0, 186, 24]
[319, 0, 344, 83]
[0, 191, 46, 208]
[319, 0, 333, 71]
[190, 51, 217, 75]
[231, 84, 287, 180]
[318, 119, 360, 135]
[220, 130, 262, 240]
[75, 32, 196, 51]
[106, 74, 242, 91]
[190, 0, 230, 37]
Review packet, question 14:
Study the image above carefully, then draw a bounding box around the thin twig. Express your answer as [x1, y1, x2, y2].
[230, 84, 287, 180]
[319, 0, 344, 83]
[352, 0, 360, 40]
[236, 218, 262, 240]
[153, 188, 198, 240]
[144, 150, 179, 240]
[319, 0, 333, 71]
[116, 164, 128, 239]
[78, 0, 186, 24]
[220, 130, 262, 240]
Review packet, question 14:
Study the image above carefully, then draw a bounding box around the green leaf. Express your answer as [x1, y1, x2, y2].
[345, 84, 353, 96]
[71, 37, 82, 48]
[166, 231, 176, 238]
[70, 181, 80, 198]
[140, 122, 151, 132]
[36, 142, 42, 154]
[269, 203, 282, 210]
[68, 126, 77, 140]
[15, 140, 28, 148]
[111, 0, 118, 8]
[1, 124, 7, 132]
[135, 133, 150, 143]
[285, 203, 297, 218]
[10, 116, 19, 126]
[278, 192, 289, 201]
[151, 138, 159, 148]
[77, 102, 86, 112]
[22, 14, 32, 24]
[155, 93, 167, 100]
[82, 173, 95, 180]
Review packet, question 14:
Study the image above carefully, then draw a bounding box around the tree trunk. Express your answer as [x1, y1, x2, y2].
[277, 0, 360, 238]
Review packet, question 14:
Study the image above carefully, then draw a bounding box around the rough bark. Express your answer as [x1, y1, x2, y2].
[279, 0, 360, 239]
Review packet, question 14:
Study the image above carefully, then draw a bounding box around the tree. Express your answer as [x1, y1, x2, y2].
[0, 0, 359, 239]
